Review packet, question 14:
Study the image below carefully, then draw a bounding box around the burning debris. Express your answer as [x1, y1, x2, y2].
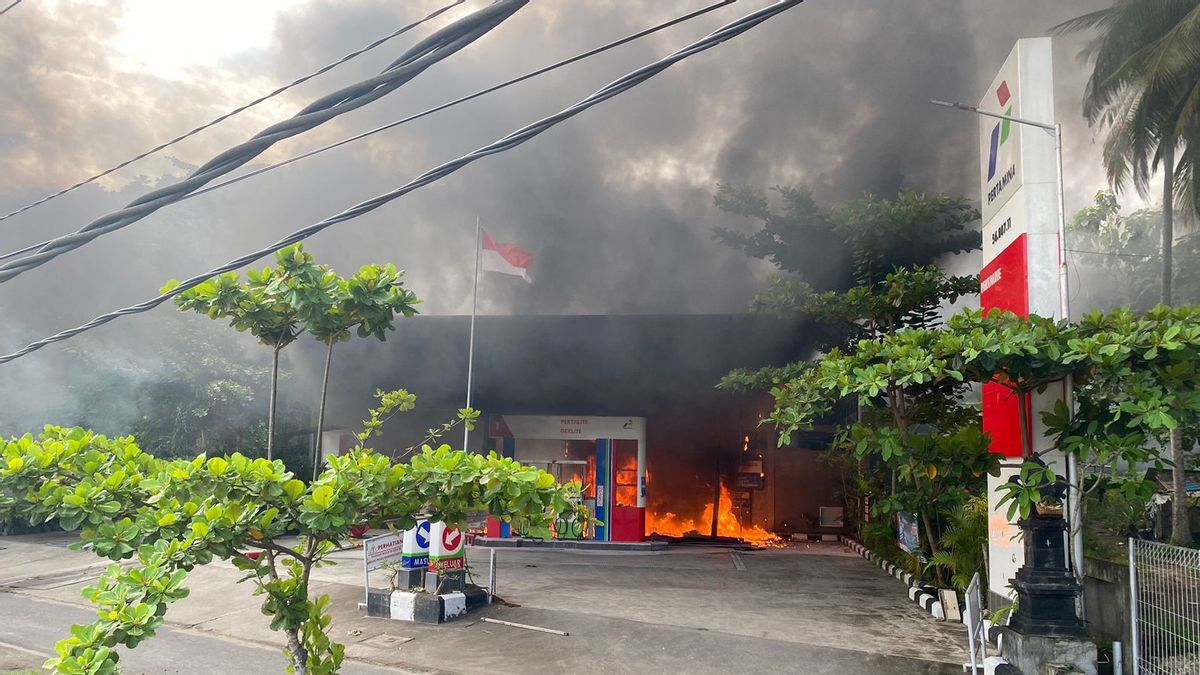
[646, 482, 780, 547]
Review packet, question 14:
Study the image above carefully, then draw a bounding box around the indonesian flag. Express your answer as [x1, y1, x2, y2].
[481, 230, 532, 282]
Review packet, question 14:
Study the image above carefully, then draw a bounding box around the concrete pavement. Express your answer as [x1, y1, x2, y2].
[0, 534, 966, 674]
[0, 593, 406, 675]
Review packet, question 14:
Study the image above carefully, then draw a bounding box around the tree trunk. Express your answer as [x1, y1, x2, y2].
[267, 345, 281, 461]
[313, 339, 335, 481]
[921, 509, 941, 560]
[1015, 390, 1032, 459]
[1161, 144, 1189, 546]
[1162, 142, 1175, 306]
[284, 626, 308, 675]
[1170, 427, 1190, 545]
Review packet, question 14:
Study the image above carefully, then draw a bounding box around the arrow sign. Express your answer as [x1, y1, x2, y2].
[443, 528, 462, 551]
[415, 521, 431, 549]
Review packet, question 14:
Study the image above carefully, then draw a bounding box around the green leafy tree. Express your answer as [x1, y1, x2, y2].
[767, 321, 999, 569]
[0, 421, 569, 674]
[722, 266, 982, 577]
[769, 307, 1200, 541]
[164, 245, 320, 460]
[721, 266, 979, 394]
[714, 188, 981, 398]
[1069, 190, 1200, 310]
[1057, 2, 1200, 543]
[1048, 305, 1200, 541]
[714, 186, 980, 292]
[302, 265, 420, 480]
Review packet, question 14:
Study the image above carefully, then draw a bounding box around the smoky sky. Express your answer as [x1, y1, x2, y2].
[0, 0, 1112, 431]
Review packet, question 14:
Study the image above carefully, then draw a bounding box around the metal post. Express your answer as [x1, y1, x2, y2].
[967, 608, 979, 674]
[710, 458, 721, 538]
[1113, 640, 1123, 675]
[463, 216, 482, 451]
[363, 546, 371, 608]
[1055, 121, 1085, 585]
[1128, 537, 1140, 675]
[487, 548, 497, 600]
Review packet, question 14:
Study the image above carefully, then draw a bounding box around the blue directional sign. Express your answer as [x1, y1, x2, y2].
[415, 521, 431, 549]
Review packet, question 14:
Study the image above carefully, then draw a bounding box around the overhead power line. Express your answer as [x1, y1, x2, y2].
[0, 0, 465, 226]
[0, 0, 735, 264]
[0, 0, 806, 365]
[1067, 248, 1163, 259]
[0, 0, 23, 18]
[0, 0, 530, 285]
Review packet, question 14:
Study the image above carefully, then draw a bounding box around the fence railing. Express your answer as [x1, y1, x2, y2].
[1130, 537, 1200, 675]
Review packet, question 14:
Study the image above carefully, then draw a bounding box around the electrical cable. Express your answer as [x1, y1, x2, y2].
[0, 0, 735, 264]
[0, 0, 805, 365]
[1066, 248, 1162, 258]
[0, 0, 22, 18]
[0, 0, 465, 226]
[0, 0, 529, 285]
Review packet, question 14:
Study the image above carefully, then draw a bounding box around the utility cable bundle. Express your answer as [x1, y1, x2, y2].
[0, 0, 805, 365]
[0, 0, 735, 265]
[0, 0, 465, 225]
[0, 0, 529, 285]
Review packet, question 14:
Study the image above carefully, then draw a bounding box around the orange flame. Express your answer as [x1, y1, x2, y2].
[646, 482, 779, 546]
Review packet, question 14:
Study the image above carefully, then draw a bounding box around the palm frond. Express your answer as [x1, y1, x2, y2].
[1051, 7, 1117, 36]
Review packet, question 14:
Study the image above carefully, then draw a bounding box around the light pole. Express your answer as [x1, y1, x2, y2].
[930, 99, 1084, 582]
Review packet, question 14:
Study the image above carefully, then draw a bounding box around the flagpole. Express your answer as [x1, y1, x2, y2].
[464, 216, 481, 451]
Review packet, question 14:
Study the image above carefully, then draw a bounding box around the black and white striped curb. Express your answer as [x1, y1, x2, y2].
[979, 619, 1018, 674]
[840, 537, 946, 621]
[839, 537, 1019, 672]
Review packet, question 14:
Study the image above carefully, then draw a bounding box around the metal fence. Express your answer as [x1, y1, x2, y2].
[1130, 538, 1200, 675]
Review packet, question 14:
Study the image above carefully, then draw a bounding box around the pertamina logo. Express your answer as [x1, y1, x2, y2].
[986, 81, 1013, 181]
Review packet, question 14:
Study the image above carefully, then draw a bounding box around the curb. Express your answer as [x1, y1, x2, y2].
[473, 537, 668, 551]
[840, 537, 946, 620]
[366, 587, 489, 624]
[979, 620, 1018, 674]
[840, 537, 1018, 672]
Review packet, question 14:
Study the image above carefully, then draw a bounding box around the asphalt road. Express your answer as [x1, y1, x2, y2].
[0, 593, 411, 675]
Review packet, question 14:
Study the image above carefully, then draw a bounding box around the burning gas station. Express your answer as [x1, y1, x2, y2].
[325, 313, 849, 548]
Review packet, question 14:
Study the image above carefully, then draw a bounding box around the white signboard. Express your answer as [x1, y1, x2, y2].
[979, 47, 1024, 224]
[981, 187, 1029, 269]
[978, 38, 1056, 228]
[363, 532, 403, 572]
[489, 414, 645, 441]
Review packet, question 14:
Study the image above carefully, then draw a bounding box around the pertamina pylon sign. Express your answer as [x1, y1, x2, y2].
[977, 37, 1067, 604]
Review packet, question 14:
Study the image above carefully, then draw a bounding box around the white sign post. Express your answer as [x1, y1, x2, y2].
[362, 532, 404, 605]
[429, 521, 465, 571]
[401, 519, 431, 570]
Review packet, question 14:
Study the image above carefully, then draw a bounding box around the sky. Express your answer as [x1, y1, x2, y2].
[0, 0, 1118, 430]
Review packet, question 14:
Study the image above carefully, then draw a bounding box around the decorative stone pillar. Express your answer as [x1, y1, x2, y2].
[1000, 476, 1097, 674]
[1007, 510, 1086, 637]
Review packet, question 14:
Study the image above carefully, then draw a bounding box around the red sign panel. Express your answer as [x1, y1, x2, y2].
[981, 235, 1029, 458]
[980, 233, 1028, 317]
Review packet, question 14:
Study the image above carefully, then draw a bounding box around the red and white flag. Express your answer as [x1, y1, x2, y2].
[481, 230, 532, 282]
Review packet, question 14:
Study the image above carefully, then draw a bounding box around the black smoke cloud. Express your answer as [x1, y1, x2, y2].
[0, 0, 1109, 433]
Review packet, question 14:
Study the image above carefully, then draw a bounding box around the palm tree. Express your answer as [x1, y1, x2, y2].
[1056, 0, 1200, 545]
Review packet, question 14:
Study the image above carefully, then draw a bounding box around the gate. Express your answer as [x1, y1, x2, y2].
[1130, 538, 1200, 674]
